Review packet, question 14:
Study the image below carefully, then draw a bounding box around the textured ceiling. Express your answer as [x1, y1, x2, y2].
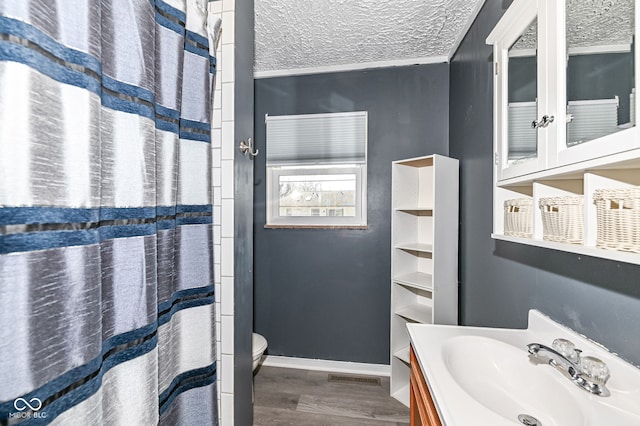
[513, 0, 634, 52]
[254, 0, 485, 74]
[566, 0, 634, 48]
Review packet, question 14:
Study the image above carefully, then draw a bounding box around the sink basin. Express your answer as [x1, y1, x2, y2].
[442, 335, 586, 426]
[408, 311, 640, 425]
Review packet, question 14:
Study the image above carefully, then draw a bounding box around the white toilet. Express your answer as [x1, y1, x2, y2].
[252, 333, 268, 372]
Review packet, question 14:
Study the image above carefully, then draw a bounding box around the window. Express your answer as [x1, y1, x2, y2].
[265, 112, 367, 227]
[268, 165, 365, 226]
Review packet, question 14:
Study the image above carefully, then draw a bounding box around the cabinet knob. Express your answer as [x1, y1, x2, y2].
[531, 115, 555, 129]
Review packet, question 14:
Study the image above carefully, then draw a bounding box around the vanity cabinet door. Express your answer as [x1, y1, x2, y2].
[410, 346, 442, 426]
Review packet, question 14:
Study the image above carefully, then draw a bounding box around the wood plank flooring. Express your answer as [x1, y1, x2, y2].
[253, 366, 410, 426]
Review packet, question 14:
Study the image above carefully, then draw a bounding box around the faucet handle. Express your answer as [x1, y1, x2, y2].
[552, 338, 580, 363]
[580, 356, 610, 385]
[574, 348, 582, 364]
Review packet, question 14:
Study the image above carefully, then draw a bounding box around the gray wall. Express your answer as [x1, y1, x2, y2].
[253, 65, 449, 364]
[450, 0, 640, 367]
[509, 53, 634, 123]
[234, 0, 254, 423]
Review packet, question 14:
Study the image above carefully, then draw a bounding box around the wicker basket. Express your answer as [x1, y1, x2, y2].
[593, 187, 640, 253]
[504, 198, 533, 238]
[539, 196, 584, 244]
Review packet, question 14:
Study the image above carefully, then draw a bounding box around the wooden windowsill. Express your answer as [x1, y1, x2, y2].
[264, 224, 369, 230]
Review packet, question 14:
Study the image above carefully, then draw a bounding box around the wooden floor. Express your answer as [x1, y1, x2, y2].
[253, 366, 410, 426]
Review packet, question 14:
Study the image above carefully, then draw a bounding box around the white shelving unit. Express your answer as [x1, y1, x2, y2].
[492, 153, 640, 264]
[390, 154, 459, 406]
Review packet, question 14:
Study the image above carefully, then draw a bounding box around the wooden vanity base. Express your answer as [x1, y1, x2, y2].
[410, 346, 442, 426]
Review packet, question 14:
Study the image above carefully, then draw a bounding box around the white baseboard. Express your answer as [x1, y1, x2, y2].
[260, 355, 390, 377]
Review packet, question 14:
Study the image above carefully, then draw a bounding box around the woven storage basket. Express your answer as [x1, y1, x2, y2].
[504, 198, 533, 238]
[593, 187, 640, 253]
[539, 196, 584, 244]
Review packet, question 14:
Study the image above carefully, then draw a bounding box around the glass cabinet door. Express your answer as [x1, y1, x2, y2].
[558, 0, 638, 165]
[498, 12, 546, 181]
[507, 19, 538, 168]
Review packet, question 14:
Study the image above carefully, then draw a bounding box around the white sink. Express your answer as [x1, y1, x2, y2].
[407, 310, 640, 426]
[442, 335, 586, 426]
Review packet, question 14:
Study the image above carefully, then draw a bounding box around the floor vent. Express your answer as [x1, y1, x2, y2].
[327, 374, 381, 386]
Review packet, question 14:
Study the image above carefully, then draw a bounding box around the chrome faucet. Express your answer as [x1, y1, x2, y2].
[527, 340, 610, 397]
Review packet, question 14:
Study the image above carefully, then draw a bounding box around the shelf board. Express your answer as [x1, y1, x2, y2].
[393, 346, 411, 365]
[395, 303, 433, 324]
[393, 272, 433, 291]
[394, 156, 434, 168]
[391, 383, 410, 407]
[395, 207, 433, 215]
[497, 146, 640, 187]
[492, 234, 640, 265]
[395, 206, 433, 210]
[395, 243, 433, 253]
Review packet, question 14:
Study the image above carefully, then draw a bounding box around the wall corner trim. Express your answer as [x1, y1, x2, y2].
[253, 56, 449, 79]
[448, 0, 488, 60]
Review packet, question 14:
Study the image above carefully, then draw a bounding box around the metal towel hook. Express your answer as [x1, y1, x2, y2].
[239, 138, 259, 158]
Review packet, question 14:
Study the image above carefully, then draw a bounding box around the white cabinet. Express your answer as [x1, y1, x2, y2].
[488, 0, 640, 182]
[487, 0, 640, 264]
[390, 155, 459, 406]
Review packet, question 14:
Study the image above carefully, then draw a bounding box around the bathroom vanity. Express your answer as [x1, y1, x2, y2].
[408, 310, 640, 425]
[409, 346, 441, 426]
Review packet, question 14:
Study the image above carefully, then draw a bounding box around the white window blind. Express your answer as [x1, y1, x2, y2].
[265, 111, 367, 165]
[508, 101, 537, 158]
[567, 98, 619, 146]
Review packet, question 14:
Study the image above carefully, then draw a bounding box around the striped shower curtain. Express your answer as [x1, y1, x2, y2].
[0, 1, 220, 424]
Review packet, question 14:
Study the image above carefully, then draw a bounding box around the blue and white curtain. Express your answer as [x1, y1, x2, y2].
[0, 1, 221, 424]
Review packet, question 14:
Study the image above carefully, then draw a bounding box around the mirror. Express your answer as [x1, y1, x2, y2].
[507, 18, 538, 165]
[565, 0, 635, 147]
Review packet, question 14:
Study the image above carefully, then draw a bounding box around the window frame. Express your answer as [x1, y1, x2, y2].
[266, 164, 367, 227]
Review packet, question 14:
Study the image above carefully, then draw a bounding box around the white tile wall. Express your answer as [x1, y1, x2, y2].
[213, 87, 222, 111]
[212, 129, 221, 148]
[221, 160, 234, 199]
[221, 83, 235, 122]
[222, 0, 235, 12]
[212, 109, 223, 130]
[213, 205, 222, 230]
[220, 237, 234, 277]
[221, 315, 235, 354]
[220, 393, 234, 426]
[221, 353, 235, 393]
[221, 11, 235, 45]
[221, 121, 234, 160]
[221, 45, 235, 83]
[213, 239, 221, 266]
[221, 276, 234, 316]
[221, 199, 234, 238]
[212, 163, 222, 188]
[209, 0, 235, 424]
